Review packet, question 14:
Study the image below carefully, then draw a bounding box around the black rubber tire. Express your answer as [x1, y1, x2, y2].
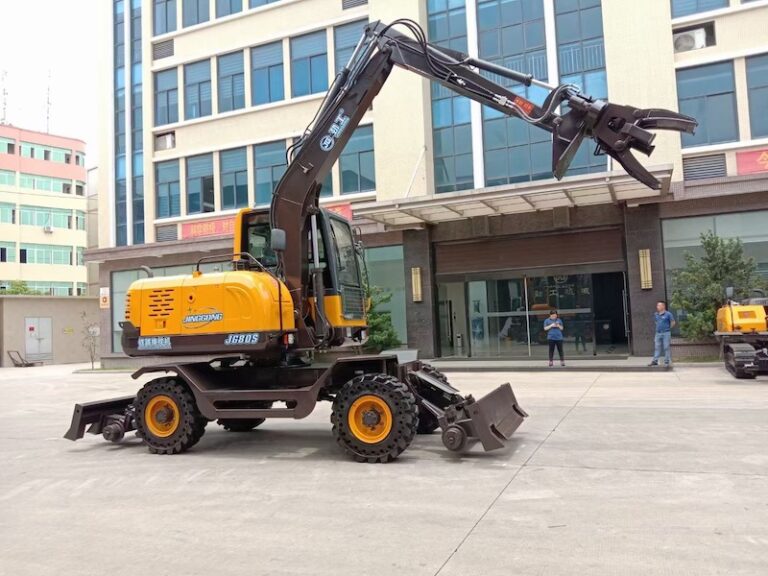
[134, 377, 207, 455]
[331, 374, 418, 463]
[217, 418, 266, 432]
[415, 363, 448, 435]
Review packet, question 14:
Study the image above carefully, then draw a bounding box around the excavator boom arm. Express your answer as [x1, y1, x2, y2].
[269, 19, 697, 349]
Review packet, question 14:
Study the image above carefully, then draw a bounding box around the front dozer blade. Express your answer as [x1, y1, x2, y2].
[462, 383, 527, 451]
[409, 369, 527, 452]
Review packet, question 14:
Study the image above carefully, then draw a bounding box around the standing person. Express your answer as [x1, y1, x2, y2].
[650, 300, 676, 367]
[544, 310, 565, 367]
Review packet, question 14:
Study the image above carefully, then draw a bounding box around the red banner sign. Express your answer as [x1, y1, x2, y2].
[325, 203, 353, 221]
[181, 217, 235, 239]
[736, 148, 768, 175]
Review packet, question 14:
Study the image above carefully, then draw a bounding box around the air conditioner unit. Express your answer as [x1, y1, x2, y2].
[43, 225, 53, 233]
[155, 132, 176, 151]
[673, 27, 707, 53]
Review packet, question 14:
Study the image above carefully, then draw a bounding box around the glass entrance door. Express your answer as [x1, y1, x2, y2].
[438, 282, 468, 357]
[438, 272, 629, 358]
[527, 274, 594, 359]
[469, 279, 531, 357]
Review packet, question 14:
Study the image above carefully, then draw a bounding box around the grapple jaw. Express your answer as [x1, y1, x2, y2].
[408, 368, 527, 453]
[553, 94, 698, 190]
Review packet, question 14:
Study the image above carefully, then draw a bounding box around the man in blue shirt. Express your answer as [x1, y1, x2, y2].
[650, 300, 676, 366]
[544, 310, 565, 367]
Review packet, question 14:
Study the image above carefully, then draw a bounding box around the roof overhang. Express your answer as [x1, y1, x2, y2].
[354, 165, 673, 230]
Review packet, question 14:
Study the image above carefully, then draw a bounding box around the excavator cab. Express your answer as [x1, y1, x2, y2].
[237, 207, 367, 347]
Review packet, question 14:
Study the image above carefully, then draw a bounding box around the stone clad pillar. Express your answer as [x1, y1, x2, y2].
[624, 204, 667, 356]
[403, 228, 438, 359]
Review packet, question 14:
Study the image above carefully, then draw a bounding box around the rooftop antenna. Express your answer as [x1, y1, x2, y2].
[1, 70, 7, 125]
[46, 69, 52, 132]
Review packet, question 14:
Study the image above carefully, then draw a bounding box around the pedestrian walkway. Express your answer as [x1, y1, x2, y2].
[428, 356, 695, 372]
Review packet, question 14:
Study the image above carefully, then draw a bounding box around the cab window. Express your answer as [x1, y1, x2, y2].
[247, 223, 277, 267]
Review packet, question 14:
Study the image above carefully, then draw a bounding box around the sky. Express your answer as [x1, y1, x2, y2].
[0, 0, 100, 166]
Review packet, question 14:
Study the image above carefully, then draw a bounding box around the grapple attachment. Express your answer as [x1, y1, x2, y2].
[553, 96, 698, 190]
[408, 367, 527, 452]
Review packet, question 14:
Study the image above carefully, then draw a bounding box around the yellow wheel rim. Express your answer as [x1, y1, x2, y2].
[348, 395, 393, 444]
[144, 395, 180, 438]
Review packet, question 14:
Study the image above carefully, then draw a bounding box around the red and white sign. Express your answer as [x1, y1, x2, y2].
[181, 217, 235, 239]
[325, 203, 353, 221]
[736, 148, 768, 175]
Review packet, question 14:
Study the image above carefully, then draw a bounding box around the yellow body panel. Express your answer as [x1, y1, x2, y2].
[716, 304, 768, 333]
[126, 270, 295, 337]
[309, 295, 367, 329]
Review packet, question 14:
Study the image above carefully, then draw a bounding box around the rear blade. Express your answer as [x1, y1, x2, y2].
[64, 396, 135, 441]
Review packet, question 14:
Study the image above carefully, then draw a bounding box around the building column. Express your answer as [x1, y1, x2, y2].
[99, 263, 113, 357]
[403, 228, 438, 359]
[624, 204, 666, 356]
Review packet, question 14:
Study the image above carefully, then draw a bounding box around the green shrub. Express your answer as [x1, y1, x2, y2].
[671, 231, 766, 341]
[363, 286, 401, 353]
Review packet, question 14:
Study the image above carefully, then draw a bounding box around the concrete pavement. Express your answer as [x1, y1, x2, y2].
[0, 363, 766, 575]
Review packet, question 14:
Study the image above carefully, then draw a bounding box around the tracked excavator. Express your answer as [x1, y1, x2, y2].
[717, 288, 768, 379]
[65, 20, 696, 462]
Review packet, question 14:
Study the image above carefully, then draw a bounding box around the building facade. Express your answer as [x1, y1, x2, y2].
[93, 0, 768, 362]
[0, 125, 89, 297]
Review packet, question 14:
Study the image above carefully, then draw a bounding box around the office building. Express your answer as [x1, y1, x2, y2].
[93, 0, 768, 361]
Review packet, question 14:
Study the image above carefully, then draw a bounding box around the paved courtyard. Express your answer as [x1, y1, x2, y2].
[0, 363, 767, 575]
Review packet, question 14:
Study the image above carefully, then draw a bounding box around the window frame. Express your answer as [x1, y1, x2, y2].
[220, 148, 249, 210]
[184, 59, 212, 119]
[290, 30, 329, 97]
[251, 42, 285, 105]
[182, 0, 209, 27]
[218, 51, 246, 113]
[216, 0, 243, 18]
[153, 0, 177, 35]
[676, 60, 739, 148]
[339, 125, 376, 195]
[186, 153, 215, 214]
[155, 160, 181, 218]
[253, 140, 287, 205]
[746, 53, 768, 139]
[154, 68, 179, 126]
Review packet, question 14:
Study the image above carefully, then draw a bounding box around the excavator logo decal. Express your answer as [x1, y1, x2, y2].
[183, 308, 224, 328]
[320, 109, 350, 151]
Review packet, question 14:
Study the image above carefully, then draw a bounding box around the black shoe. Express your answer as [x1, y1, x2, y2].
[648, 361, 658, 366]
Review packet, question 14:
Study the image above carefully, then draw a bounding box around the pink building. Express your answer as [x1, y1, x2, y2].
[0, 125, 89, 296]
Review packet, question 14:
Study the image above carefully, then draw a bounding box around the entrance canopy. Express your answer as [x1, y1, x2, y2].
[355, 165, 673, 229]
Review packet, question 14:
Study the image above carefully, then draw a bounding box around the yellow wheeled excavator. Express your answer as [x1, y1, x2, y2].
[65, 20, 696, 462]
